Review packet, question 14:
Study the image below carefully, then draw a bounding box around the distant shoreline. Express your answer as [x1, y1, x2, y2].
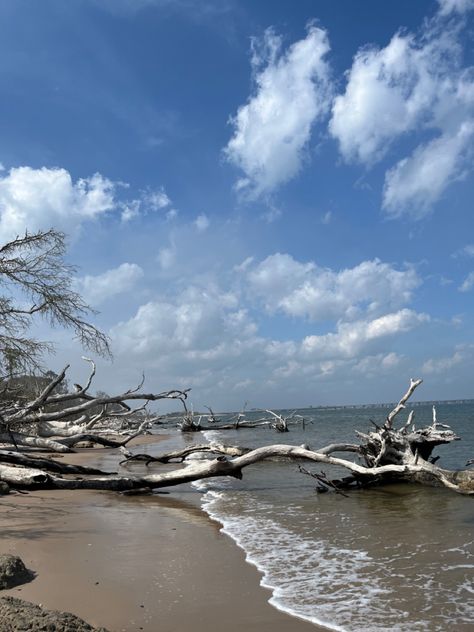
[162, 398, 474, 418]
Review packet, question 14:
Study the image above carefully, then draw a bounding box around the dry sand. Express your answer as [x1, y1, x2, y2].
[0, 437, 322, 632]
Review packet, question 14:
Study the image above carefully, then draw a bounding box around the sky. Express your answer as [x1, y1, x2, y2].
[1, 0, 473, 410]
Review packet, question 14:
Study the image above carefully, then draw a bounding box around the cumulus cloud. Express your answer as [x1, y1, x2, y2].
[301, 309, 429, 359]
[224, 24, 332, 197]
[0, 166, 116, 242]
[383, 122, 474, 218]
[121, 186, 173, 222]
[109, 281, 426, 404]
[330, 23, 460, 165]
[103, 242, 432, 406]
[142, 187, 171, 211]
[76, 263, 144, 305]
[246, 253, 420, 321]
[353, 352, 402, 376]
[111, 286, 256, 362]
[330, 12, 474, 217]
[422, 344, 474, 374]
[121, 199, 141, 223]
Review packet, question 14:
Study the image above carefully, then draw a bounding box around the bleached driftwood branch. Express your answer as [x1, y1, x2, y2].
[0, 378, 472, 497]
[0, 359, 189, 451]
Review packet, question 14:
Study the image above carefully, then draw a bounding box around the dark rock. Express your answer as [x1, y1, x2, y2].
[0, 482, 9, 495]
[0, 555, 34, 589]
[0, 596, 109, 631]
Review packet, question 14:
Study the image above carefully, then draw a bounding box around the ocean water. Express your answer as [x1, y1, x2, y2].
[179, 402, 474, 631]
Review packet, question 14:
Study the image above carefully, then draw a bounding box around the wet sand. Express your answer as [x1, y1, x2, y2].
[0, 438, 321, 632]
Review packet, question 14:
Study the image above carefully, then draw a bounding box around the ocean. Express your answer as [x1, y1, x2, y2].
[165, 402, 474, 632]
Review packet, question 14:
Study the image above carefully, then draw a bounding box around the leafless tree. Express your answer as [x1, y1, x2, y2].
[0, 229, 110, 376]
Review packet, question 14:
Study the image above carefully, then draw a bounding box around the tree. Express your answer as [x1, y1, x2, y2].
[0, 229, 110, 377]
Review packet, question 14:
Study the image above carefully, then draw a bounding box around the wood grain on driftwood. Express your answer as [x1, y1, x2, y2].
[0, 372, 472, 496]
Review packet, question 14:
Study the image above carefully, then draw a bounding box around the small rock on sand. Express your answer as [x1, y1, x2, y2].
[0, 555, 34, 590]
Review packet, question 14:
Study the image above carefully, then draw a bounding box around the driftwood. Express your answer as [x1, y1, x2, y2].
[177, 404, 307, 433]
[119, 443, 249, 466]
[0, 358, 189, 452]
[0, 440, 472, 495]
[0, 378, 473, 496]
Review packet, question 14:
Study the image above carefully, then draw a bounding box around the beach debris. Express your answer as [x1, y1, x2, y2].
[0, 378, 472, 496]
[176, 403, 308, 434]
[0, 357, 190, 452]
[298, 465, 350, 497]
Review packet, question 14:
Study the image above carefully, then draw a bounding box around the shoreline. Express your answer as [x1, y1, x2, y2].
[0, 435, 322, 631]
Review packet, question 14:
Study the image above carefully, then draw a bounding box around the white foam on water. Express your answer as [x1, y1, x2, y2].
[196, 484, 474, 632]
[200, 488, 417, 632]
[190, 428, 474, 631]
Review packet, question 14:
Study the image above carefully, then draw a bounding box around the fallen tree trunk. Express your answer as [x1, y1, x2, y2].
[0, 377, 473, 496]
[0, 442, 473, 494]
[0, 449, 111, 475]
[0, 432, 72, 453]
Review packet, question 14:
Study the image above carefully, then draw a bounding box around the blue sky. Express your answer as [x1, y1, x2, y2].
[1, 0, 473, 410]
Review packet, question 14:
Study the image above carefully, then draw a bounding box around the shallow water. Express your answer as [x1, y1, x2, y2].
[171, 402, 474, 631]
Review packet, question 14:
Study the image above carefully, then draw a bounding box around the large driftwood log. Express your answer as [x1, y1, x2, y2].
[0, 441, 473, 494]
[0, 378, 472, 496]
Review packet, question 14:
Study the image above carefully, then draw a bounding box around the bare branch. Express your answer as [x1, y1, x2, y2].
[385, 378, 423, 429]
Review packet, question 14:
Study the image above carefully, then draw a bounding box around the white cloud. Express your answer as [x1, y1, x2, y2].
[246, 253, 421, 321]
[0, 166, 116, 242]
[143, 187, 171, 211]
[459, 271, 474, 291]
[421, 344, 474, 374]
[194, 213, 210, 232]
[353, 352, 402, 376]
[224, 24, 332, 197]
[76, 263, 144, 305]
[329, 29, 457, 165]
[121, 199, 141, 223]
[102, 240, 431, 406]
[301, 309, 429, 359]
[111, 287, 256, 360]
[120, 186, 173, 223]
[437, 0, 474, 14]
[330, 13, 474, 217]
[382, 122, 474, 218]
[109, 278, 426, 406]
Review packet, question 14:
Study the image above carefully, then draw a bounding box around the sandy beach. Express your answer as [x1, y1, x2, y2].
[0, 438, 321, 632]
